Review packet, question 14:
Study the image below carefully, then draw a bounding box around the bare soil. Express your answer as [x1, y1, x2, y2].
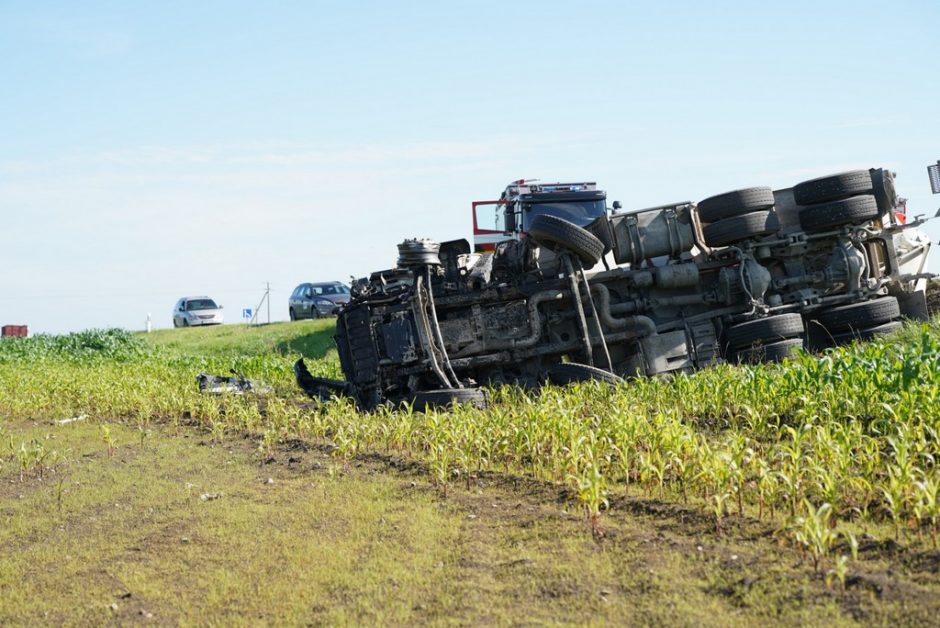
[2, 419, 939, 626]
[270, 436, 940, 626]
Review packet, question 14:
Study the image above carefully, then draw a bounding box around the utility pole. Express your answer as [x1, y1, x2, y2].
[249, 282, 271, 325]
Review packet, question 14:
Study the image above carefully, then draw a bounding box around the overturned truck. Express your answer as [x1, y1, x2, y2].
[297, 168, 932, 410]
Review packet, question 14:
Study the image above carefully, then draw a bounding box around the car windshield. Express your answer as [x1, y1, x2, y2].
[313, 284, 349, 295]
[186, 299, 218, 311]
[523, 199, 607, 228]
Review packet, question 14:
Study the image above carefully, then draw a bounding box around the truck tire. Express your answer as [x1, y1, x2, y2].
[793, 170, 874, 205]
[702, 210, 780, 247]
[831, 320, 903, 344]
[528, 215, 605, 267]
[798, 195, 880, 232]
[547, 362, 624, 386]
[725, 313, 804, 350]
[697, 187, 775, 223]
[411, 388, 487, 412]
[734, 338, 803, 364]
[815, 297, 900, 331]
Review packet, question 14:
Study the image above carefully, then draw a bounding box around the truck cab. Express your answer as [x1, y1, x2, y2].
[472, 180, 609, 252]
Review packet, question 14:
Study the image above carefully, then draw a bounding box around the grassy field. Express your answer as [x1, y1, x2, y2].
[2, 321, 940, 625]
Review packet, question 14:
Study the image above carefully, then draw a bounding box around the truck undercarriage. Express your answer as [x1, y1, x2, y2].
[296, 168, 933, 411]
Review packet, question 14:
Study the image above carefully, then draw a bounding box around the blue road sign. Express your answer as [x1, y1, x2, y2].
[242, 308, 253, 319]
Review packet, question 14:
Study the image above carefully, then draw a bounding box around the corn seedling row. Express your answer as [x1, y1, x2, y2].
[4, 326, 940, 569]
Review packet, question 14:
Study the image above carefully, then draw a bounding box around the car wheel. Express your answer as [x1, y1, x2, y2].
[814, 297, 900, 332]
[527, 215, 605, 267]
[289, 308, 296, 321]
[547, 362, 624, 386]
[725, 313, 805, 350]
[411, 388, 488, 412]
[310, 308, 320, 320]
[173, 319, 179, 328]
[830, 320, 903, 345]
[697, 187, 775, 223]
[733, 338, 803, 364]
[702, 210, 780, 247]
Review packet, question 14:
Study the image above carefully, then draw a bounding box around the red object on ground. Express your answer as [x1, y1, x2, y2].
[1, 325, 28, 337]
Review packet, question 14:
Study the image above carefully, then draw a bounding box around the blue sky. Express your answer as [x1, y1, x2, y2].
[1, 0, 939, 333]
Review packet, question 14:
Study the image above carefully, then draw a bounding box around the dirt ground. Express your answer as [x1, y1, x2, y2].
[2, 418, 939, 626]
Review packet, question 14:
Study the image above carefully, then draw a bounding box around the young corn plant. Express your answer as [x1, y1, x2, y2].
[711, 491, 732, 537]
[787, 500, 839, 572]
[16, 440, 37, 481]
[100, 425, 117, 458]
[826, 555, 850, 591]
[137, 424, 152, 450]
[34, 440, 55, 480]
[881, 471, 909, 541]
[569, 460, 609, 539]
[914, 474, 940, 548]
[428, 441, 452, 496]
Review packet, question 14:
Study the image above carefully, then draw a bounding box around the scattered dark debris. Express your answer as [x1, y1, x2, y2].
[197, 372, 272, 395]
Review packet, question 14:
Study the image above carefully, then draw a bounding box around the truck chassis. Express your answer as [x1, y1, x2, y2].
[297, 168, 932, 411]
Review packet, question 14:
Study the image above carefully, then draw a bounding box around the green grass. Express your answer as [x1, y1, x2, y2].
[142, 320, 337, 359]
[3, 320, 940, 624]
[0, 421, 467, 625]
[0, 419, 882, 626]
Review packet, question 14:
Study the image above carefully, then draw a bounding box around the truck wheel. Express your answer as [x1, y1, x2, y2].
[411, 388, 487, 412]
[734, 338, 803, 364]
[527, 215, 605, 267]
[725, 313, 804, 350]
[798, 195, 879, 232]
[547, 362, 624, 386]
[815, 297, 900, 331]
[697, 187, 775, 223]
[702, 210, 780, 247]
[793, 170, 873, 206]
[831, 320, 903, 344]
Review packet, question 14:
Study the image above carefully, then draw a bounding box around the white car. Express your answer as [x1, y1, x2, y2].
[172, 296, 224, 327]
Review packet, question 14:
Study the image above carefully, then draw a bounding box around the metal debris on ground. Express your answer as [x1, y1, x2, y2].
[196, 372, 272, 395]
[56, 415, 87, 425]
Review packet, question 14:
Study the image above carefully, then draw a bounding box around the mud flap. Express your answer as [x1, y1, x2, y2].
[897, 290, 929, 321]
[294, 358, 353, 402]
[640, 330, 692, 375]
